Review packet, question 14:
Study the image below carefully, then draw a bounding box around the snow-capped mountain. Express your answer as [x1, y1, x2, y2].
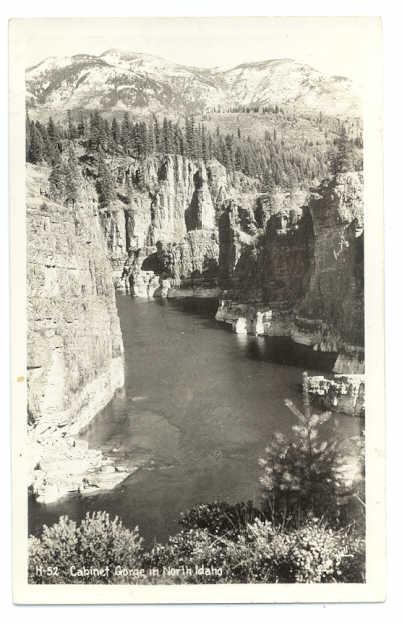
[26, 49, 360, 117]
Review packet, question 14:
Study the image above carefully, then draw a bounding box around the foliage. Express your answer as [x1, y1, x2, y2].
[96, 151, 116, 208]
[178, 501, 263, 539]
[142, 514, 364, 584]
[27, 365, 365, 586]
[65, 146, 81, 204]
[48, 163, 67, 201]
[259, 378, 365, 526]
[28, 511, 143, 584]
[230, 518, 365, 583]
[25, 109, 362, 198]
[29, 502, 365, 585]
[329, 125, 362, 175]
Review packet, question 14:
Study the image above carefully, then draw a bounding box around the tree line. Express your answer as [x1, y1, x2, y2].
[26, 109, 360, 194]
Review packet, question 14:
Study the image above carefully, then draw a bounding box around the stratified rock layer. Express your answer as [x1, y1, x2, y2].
[100, 154, 257, 295]
[27, 164, 125, 502]
[82, 150, 364, 374]
[215, 172, 364, 373]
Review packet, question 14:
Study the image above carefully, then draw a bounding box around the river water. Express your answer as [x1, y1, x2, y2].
[29, 295, 359, 545]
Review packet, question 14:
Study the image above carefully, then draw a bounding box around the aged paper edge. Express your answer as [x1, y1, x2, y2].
[9, 17, 385, 604]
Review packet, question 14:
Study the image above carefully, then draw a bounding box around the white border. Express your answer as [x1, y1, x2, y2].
[10, 4, 384, 603]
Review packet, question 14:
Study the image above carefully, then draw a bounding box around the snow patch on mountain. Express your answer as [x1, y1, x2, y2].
[26, 49, 361, 117]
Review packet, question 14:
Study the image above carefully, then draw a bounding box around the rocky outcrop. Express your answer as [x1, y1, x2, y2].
[101, 154, 258, 297]
[27, 164, 126, 502]
[29, 427, 130, 504]
[297, 173, 364, 361]
[215, 172, 364, 374]
[215, 301, 293, 337]
[307, 374, 365, 417]
[89, 149, 364, 373]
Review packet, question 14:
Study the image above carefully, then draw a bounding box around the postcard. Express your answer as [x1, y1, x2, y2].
[10, 16, 384, 604]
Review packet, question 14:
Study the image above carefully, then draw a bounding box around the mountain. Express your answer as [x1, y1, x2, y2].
[26, 49, 360, 117]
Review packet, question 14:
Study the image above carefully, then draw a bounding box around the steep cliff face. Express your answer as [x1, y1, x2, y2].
[297, 173, 364, 371]
[92, 150, 364, 372]
[215, 172, 364, 373]
[101, 153, 259, 295]
[27, 164, 126, 502]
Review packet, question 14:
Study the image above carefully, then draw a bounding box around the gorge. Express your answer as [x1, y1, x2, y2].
[27, 146, 364, 510]
[25, 52, 365, 530]
[93, 149, 364, 374]
[29, 294, 361, 544]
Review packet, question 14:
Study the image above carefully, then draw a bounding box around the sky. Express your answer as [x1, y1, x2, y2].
[21, 17, 381, 87]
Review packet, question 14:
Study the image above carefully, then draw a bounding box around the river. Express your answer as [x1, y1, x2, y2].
[29, 295, 360, 545]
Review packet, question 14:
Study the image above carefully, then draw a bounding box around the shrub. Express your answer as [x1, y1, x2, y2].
[238, 518, 365, 583]
[145, 528, 231, 583]
[29, 507, 365, 585]
[28, 511, 143, 584]
[179, 501, 263, 539]
[145, 516, 364, 584]
[259, 407, 365, 526]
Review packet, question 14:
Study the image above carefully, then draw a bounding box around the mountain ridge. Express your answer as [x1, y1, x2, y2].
[26, 49, 361, 117]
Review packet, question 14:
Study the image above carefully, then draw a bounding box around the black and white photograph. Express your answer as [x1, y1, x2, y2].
[9, 15, 384, 604]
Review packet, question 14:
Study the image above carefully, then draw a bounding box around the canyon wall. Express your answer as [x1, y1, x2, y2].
[96, 153, 364, 373]
[215, 172, 364, 373]
[27, 164, 126, 502]
[100, 153, 259, 294]
[26, 153, 364, 505]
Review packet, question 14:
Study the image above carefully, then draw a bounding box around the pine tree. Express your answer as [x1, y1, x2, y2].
[262, 169, 275, 195]
[48, 163, 66, 201]
[47, 117, 57, 143]
[65, 146, 80, 206]
[153, 116, 161, 152]
[193, 122, 203, 160]
[146, 121, 156, 154]
[140, 122, 148, 156]
[77, 114, 86, 138]
[330, 125, 354, 175]
[46, 136, 62, 166]
[201, 124, 210, 161]
[185, 116, 195, 158]
[96, 151, 115, 208]
[162, 117, 174, 154]
[131, 123, 140, 157]
[28, 123, 44, 164]
[121, 112, 132, 153]
[172, 123, 181, 155]
[102, 118, 111, 150]
[89, 111, 105, 151]
[111, 117, 120, 146]
[67, 110, 78, 141]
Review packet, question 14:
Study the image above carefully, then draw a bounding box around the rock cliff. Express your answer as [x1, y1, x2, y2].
[215, 172, 364, 373]
[26, 151, 365, 506]
[298, 173, 364, 372]
[70, 149, 364, 374]
[99, 153, 258, 296]
[27, 164, 126, 502]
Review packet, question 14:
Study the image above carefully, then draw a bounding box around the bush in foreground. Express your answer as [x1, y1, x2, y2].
[259, 404, 365, 527]
[29, 506, 364, 584]
[29, 511, 143, 584]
